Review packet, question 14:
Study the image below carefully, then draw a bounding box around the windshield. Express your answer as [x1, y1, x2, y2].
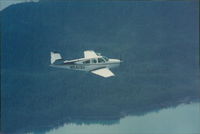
[102, 56, 109, 61]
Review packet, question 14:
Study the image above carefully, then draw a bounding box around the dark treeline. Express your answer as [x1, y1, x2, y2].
[1, 1, 199, 133]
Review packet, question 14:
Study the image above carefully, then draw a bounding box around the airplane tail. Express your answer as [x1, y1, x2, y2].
[50, 52, 62, 64]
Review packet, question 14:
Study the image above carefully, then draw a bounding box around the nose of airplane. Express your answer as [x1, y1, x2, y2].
[109, 59, 122, 63]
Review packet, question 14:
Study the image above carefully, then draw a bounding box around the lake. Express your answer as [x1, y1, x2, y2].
[35, 103, 200, 134]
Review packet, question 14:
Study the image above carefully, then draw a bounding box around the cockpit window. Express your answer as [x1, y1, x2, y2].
[102, 56, 109, 61]
[98, 58, 105, 63]
[83, 60, 90, 64]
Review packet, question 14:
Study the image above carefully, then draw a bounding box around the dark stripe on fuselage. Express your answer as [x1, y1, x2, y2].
[59, 61, 119, 66]
[81, 62, 119, 67]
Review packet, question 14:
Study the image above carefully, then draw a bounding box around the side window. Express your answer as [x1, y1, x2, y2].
[91, 59, 97, 64]
[83, 60, 90, 64]
[98, 58, 105, 63]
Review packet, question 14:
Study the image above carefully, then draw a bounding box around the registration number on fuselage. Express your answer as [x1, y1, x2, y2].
[70, 65, 85, 70]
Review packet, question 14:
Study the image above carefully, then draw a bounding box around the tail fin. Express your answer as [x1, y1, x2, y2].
[50, 52, 62, 64]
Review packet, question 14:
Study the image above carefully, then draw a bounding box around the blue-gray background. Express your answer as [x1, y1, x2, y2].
[1, 0, 199, 133]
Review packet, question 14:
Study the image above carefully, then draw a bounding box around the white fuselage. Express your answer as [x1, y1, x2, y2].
[50, 56, 121, 72]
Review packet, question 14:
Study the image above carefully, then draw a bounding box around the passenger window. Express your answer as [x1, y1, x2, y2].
[91, 59, 97, 64]
[83, 60, 90, 64]
[98, 58, 105, 63]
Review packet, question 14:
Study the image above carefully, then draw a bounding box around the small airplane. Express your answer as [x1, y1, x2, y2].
[50, 50, 122, 78]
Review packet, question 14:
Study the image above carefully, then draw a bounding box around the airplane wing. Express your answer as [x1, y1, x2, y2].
[91, 68, 115, 78]
[84, 50, 98, 58]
